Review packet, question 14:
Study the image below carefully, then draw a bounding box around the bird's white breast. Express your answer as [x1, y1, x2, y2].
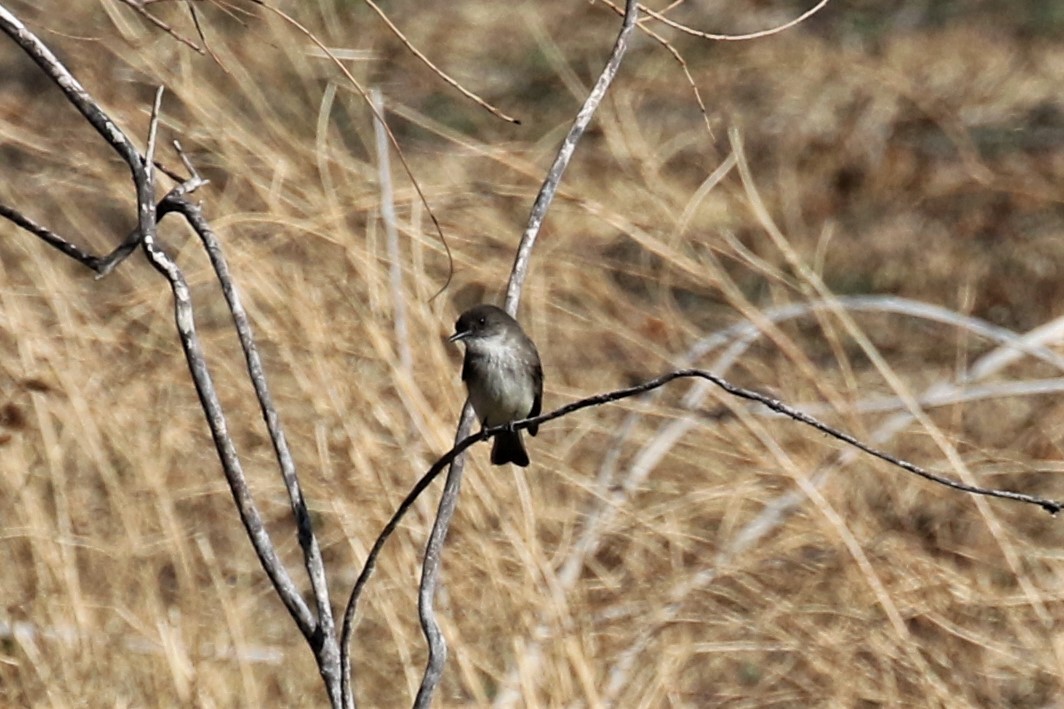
[465, 333, 536, 427]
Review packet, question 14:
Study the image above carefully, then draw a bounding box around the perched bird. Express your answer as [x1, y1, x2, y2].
[448, 304, 543, 466]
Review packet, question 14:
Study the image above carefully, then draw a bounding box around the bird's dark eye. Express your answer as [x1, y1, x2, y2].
[477, 317, 486, 325]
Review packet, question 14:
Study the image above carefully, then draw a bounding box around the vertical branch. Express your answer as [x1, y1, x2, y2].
[412, 405, 476, 708]
[413, 1, 641, 706]
[503, 0, 641, 312]
[137, 217, 321, 623]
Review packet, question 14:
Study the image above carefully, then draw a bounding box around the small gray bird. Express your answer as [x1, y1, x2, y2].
[448, 304, 543, 467]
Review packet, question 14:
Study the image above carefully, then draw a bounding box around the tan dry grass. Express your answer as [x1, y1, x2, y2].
[1, 1, 1063, 706]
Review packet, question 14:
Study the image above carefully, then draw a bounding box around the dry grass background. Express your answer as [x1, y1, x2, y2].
[1, 0, 1063, 706]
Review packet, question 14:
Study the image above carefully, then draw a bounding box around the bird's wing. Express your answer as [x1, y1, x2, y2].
[528, 360, 543, 437]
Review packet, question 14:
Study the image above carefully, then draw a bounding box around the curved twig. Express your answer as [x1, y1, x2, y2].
[491, 294, 1064, 703]
[642, 0, 833, 42]
[248, 0, 455, 302]
[343, 364, 1061, 707]
[527, 370, 1060, 512]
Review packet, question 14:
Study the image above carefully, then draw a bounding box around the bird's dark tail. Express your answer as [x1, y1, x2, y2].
[491, 430, 529, 467]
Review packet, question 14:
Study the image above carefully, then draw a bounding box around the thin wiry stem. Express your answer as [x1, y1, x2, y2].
[249, 0, 454, 301]
[344, 364, 1062, 707]
[0, 202, 101, 270]
[530, 369, 1060, 512]
[360, 0, 518, 124]
[118, 0, 205, 53]
[600, 314, 1064, 700]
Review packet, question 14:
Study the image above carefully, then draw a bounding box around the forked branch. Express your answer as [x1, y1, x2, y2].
[0, 5, 343, 706]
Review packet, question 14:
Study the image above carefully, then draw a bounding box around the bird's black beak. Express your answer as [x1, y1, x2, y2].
[448, 330, 468, 343]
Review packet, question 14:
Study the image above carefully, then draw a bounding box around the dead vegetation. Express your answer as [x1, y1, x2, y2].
[1, 1, 1062, 705]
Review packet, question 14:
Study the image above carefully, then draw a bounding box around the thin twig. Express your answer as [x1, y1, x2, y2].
[118, 0, 205, 53]
[144, 87, 163, 182]
[0, 5, 155, 251]
[249, 0, 454, 301]
[338, 405, 476, 705]
[0, 5, 152, 275]
[599, 0, 714, 139]
[346, 365, 1062, 708]
[503, 0, 640, 312]
[361, 0, 518, 124]
[530, 369, 1062, 512]
[1, 145, 208, 276]
[0, 203, 101, 270]
[185, 0, 228, 70]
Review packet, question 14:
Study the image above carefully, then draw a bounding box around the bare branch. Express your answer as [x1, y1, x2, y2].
[156, 190, 343, 706]
[144, 87, 164, 180]
[0, 8, 146, 174]
[1, 152, 207, 276]
[140, 211, 321, 623]
[0, 4, 153, 271]
[0, 203, 101, 270]
[185, 0, 228, 70]
[504, 0, 640, 312]
[339, 405, 475, 705]
[412, 406, 474, 707]
[523, 370, 1060, 512]
[408, 1, 643, 704]
[0, 7, 341, 705]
